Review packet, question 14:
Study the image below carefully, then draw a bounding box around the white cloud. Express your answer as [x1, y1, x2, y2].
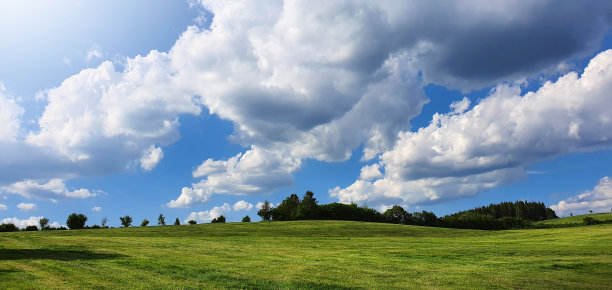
[85, 44, 103, 62]
[551, 176, 612, 217]
[17, 202, 36, 211]
[1, 216, 42, 228]
[185, 203, 231, 223]
[62, 56, 72, 67]
[2, 179, 98, 201]
[91, 206, 102, 212]
[0, 203, 6, 210]
[169, 146, 300, 207]
[0, 83, 23, 142]
[140, 145, 163, 171]
[255, 201, 274, 210]
[233, 200, 253, 211]
[333, 50, 612, 207]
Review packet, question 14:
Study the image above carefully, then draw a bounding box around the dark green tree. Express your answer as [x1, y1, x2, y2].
[188, 220, 197, 225]
[174, 218, 180, 225]
[25, 225, 38, 231]
[257, 200, 273, 221]
[140, 219, 150, 227]
[296, 190, 319, 219]
[242, 215, 251, 222]
[0, 223, 19, 232]
[66, 213, 88, 230]
[39, 217, 49, 230]
[158, 214, 166, 225]
[211, 215, 226, 223]
[120, 215, 133, 227]
[383, 206, 411, 224]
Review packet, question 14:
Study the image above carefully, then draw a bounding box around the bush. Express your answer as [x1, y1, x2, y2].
[242, 215, 251, 222]
[66, 213, 88, 230]
[188, 220, 197, 225]
[174, 218, 180, 225]
[0, 223, 19, 232]
[583, 217, 599, 225]
[24, 225, 39, 231]
[90, 225, 101, 229]
[120, 215, 133, 227]
[211, 215, 226, 223]
[140, 219, 150, 227]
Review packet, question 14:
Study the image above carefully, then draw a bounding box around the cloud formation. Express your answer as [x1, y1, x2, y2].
[91, 206, 102, 212]
[551, 176, 612, 217]
[2, 179, 99, 201]
[233, 200, 253, 211]
[0, 83, 23, 142]
[17, 202, 36, 211]
[140, 145, 164, 171]
[0, 203, 6, 210]
[185, 203, 231, 223]
[0, 216, 42, 228]
[333, 50, 612, 206]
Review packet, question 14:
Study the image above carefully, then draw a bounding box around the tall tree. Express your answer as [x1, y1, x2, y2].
[257, 200, 273, 221]
[158, 214, 166, 225]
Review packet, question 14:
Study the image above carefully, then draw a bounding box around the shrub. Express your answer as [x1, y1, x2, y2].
[583, 217, 599, 225]
[141, 219, 150, 227]
[120, 215, 133, 227]
[242, 215, 251, 222]
[174, 218, 180, 225]
[211, 215, 226, 223]
[90, 225, 101, 229]
[0, 223, 19, 232]
[24, 225, 39, 231]
[66, 213, 88, 230]
[188, 220, 197, 225]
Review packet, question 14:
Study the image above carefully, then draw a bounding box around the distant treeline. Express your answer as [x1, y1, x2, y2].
[257, 191, 560, 230]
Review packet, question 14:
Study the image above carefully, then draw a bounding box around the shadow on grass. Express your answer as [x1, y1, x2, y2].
[0, 249, 125, 261]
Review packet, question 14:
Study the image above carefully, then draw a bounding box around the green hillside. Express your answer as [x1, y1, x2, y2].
[1, 221, 611, 289]
[536, 212, 612, 225]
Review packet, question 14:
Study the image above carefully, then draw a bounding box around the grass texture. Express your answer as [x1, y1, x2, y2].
[1, 220, 611, 289]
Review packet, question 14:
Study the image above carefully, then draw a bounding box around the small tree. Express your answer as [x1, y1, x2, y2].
[140, 219, 150, 227]
[66, 213, 88, 230]
[0, 223, 19, 232]
[188, 220, 197, 225]
[242, 215, 251, 222]
[120, 215, 133, 227]
[39, 218, 49, 230]
[570, 213, 573, 217]
[211, 215, 226, 223]
[101, 217, 108, 228]
[589, 210, 593, 214]
[158, 214, 166, 225]
[257, 200, 273, 221]
[174, 218, 180, 225]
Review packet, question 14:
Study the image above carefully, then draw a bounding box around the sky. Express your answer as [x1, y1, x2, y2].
[1, 0, 612, 228]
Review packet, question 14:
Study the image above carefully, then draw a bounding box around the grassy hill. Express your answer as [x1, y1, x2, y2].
[535, 212, 612, 225]
[1, 220, 611, 289]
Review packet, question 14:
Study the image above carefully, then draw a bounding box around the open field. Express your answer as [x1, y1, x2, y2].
[535, 212, 612, 225]
[1, 221, 611, 289]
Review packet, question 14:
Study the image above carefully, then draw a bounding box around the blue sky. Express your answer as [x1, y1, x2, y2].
[1, 1, 612, 228]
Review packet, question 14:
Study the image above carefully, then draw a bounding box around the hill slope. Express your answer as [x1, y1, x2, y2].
[535, 212, 612, 225]
[1, 220, 611, 289]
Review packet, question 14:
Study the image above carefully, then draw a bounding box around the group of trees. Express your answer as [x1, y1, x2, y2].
[255, 191, 562, 230]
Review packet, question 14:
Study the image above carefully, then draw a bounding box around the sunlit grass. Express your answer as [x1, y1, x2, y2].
[535, 212, 612, 225]
[1, 221, 611, 288]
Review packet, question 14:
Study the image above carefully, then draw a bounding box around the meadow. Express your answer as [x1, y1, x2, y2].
[534, 212, 612, 225]
[1, 220, 611, 289]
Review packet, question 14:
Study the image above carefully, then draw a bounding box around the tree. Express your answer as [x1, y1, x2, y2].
[0, 223, 19, 232]
[39, 218, 49, 230]
[211, 215, 226, 223]
[140, 219, 150, 227]
[174, 218, 180, 225]
[297, 190, 319, 219]
[589, 210, 593, 214]
[66, 213, 88, 230]
[271, 194, 300, 220]
[25, 225, 38, 231]
[101, 217, 108, 228]
[188, 220, 197, 225]
[570, 213, 573, 217]
[383, 206, 411, 224]
[242, 215, 251, 222]
[158, 214, 166, 225]
[120, 215, 133, 227]
[257, 200, 273, 221]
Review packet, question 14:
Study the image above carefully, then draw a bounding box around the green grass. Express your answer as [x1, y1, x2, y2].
[1, 221, 611, 289]
[536, 212, 612, 225]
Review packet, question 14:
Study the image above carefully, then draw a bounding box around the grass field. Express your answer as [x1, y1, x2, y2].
[1, 221, 611, 289]
[535, 212, 612, 225]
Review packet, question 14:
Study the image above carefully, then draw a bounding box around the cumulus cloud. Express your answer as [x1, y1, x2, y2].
[2, 179, 99, 201]
[85, 44, 103, 62]
[91, 206, 102, 212]
[168, 147, 300, 207]
[233, 200, 253, 211]
[1, 216, 42, 228]
[0, 203, 6, 210]
[185, 203, 231, 223]
[333, 50, 612, 207]
[255, 201, 274, 210]
[0, 83, 23, 142]
[17, 202, 36, 211]
[140, 145, 163, 171]
[550, 177, 612, 217]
